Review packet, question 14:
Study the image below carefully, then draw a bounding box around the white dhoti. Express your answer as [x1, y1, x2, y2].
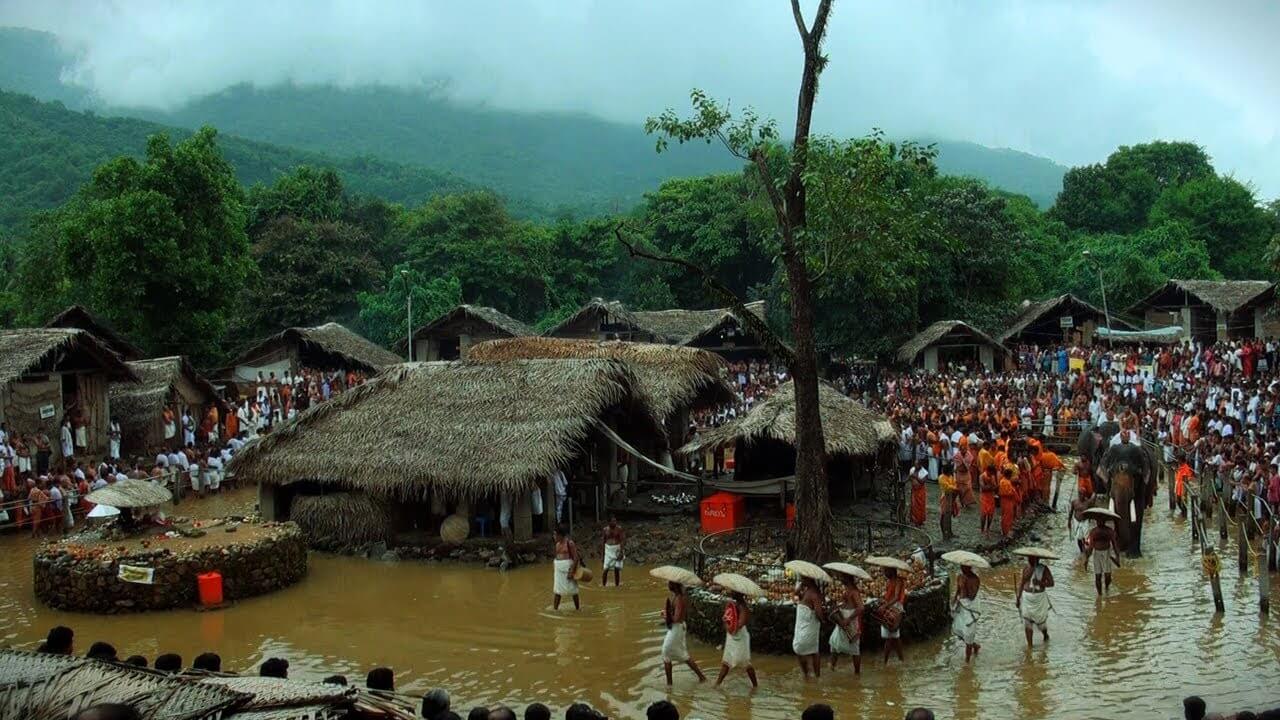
[205, 469, 222, 491]
[190, 471, 202, 491]
[108, 440, 120, 460]
[1072, 519, 1090, 544]
[183, 430, 195, 446]
[74, 426, 87, 449]
[879, 603, 904, 639]
[1020, 591, 1051, 630]
[662, 622, 690, 663]
[792, 604, 820, 656]
[828, 608, 860, 656]
[722, 627, 751, 668]
[60, 439, 73, 457]
[164, 422, 176, 440]
[16, 457, 29, 474]
[1089, 549, 1113, 575]
[553, 558, 578, 596]
[952, 597, 979, 645]
[602, 543, 623, 570]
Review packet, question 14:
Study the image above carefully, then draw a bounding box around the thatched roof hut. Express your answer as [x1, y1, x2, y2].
[543, 298, 656, 342]
[467, 337, 734, 421]
[225, 322, 402, 382]
[1126, 279, 1276, 342]
[402, 304, 533, 360]
[230, 359, 663, 500]
[545, 298, 771, 357]
[999, 293, 1133, 347]
[680, 380, 894, 459]
[45, 305, 145, 361]
[0, 329, 138, 456]
[109, 356, 227, 452]
[896, 320, 1008, 371]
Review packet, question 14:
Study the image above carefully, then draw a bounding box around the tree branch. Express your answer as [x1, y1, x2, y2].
[613, 225, 795, 366]
[790, 0, 810, 41]
[749, 149, 797, 261]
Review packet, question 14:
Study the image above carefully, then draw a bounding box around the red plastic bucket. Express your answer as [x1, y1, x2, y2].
[197, 571, 223, 606]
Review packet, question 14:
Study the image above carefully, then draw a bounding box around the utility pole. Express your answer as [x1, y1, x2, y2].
[402, 269, 413, 362]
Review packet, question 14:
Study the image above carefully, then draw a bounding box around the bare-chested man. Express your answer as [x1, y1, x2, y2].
[552, 524, 580, 610]
[601, 514, 625, 587]
[952, 564, 982, 663]
[661, 581, 706, 684]
[792, 577, 825, 678]
[1085, 518, 1119, 596]
[1068, 495, 1092, 554]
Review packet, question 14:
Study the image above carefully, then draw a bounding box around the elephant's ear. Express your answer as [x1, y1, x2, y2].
[1076, 422, 1095, 457]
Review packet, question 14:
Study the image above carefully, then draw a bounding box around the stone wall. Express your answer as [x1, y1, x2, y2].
[687, 574, 951, 654]
[34, 524, 308, 613]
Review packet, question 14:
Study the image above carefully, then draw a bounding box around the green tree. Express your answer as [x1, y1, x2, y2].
[18, 127, 254, 362]
[1149, 175, 1272, 279]
[357, 264, 463, 348]
[1061, 222, 1217, 312]
[243, 216, 383, 333]
[1051, 141, 1213, 234]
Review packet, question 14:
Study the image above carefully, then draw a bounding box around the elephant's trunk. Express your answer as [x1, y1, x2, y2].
[1111, 469, 1135, 552]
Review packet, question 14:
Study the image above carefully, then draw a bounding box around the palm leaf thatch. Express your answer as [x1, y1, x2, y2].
[998, 294, 1132, 343]
[1127, 279, 1276, 315]
[467, 337, 734, 420]
[85, 478, 172, 508]
[399, 304, 532, 351]
[109, 356, 226, 431]
[0, 328, 138, 385]
[543, 298, 646, 339]
[290, 492, 394, 548]
[896, 320, 1008, 364]
[631, 300, 768, 346]
[229, 359, 661, 498]
[201, 676, 356, 710]
[45, 304, 145, 360]
[231, 323, 401, 375]
[679, 380, 894, 458]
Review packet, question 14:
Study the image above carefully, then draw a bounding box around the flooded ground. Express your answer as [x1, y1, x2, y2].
[0, 487, 1276, 719]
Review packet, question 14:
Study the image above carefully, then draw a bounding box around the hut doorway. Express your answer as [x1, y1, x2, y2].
[436, 337, 461, 361]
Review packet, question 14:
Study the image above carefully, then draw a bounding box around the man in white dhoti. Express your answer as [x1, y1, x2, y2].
[204, 452, 223, 493]
[1016, 555, 1054, 647]
[715, 591, 757, 688]
[952, 564, 982, 663]
[107, 418, 121, 461]
[59, 419, 74, 459]
[181, 411, 195, 447]
[661, 580, 706, 685]
[601, 514, 625, 587]
[792, 577, 825, 678]
[552, 524, 581, 611]
[1085, 519, 1119, 596]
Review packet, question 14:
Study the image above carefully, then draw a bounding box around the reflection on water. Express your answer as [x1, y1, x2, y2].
[0, 488, 1276, 718]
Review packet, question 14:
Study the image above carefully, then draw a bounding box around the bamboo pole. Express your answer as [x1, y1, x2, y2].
[1191, 499, 1200, 546]
[1167, 464, 1176, 511]
[1204, 548, 1225, 614]
[1219, 496, 1229, 540]
[1259, 540, 1270, 615]
[1238, 520, 1249, 576]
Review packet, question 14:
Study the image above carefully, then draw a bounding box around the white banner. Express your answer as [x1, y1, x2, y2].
[117, 564, 155, 585]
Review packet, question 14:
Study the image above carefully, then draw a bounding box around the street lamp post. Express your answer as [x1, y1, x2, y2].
[401, 269, 413, 363]
[1082, 250, 1112, 346]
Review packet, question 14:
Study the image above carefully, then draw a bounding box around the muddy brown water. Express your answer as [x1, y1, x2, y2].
[0, 487, 1277, 719]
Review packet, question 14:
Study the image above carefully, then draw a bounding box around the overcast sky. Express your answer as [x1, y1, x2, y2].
[4, 0, 1277, 197]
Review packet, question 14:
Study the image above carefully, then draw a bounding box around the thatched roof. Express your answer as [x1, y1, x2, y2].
[45, 305, 145, 361]
[1127, 279, 1276, 315]
[543, 298, 645, 338]
[229, 359, 662, 497]
[401, 304, 533, 351]
[679, 380, 895, 458]
[896, 321, 1008, 364]
[0, 328, 137, 385]
[998, 294, 1133, 343]
[631, 300, 768, 346]
[231, 322, 401, 374]
[85, 478, 172, 508]
[290, 492, 394, 548]
[467, 337, 735, 419]
[110, 356, 226, 426]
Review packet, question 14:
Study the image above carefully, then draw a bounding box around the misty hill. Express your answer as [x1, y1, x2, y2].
[0, 90, 472, 235]
[0, 27, 1067, 211]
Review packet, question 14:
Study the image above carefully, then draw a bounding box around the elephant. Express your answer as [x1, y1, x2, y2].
[1077, 422, 1158, 557]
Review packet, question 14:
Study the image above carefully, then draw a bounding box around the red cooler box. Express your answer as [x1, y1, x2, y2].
[700, 492, 745, 534]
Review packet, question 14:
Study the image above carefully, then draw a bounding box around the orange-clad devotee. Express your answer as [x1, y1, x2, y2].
[998, 468, 1018, 537]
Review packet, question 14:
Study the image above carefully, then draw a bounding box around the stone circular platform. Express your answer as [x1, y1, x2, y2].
[34, 521, 307, 613]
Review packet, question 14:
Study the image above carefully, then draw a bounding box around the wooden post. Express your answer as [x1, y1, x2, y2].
[514, 489, 533, 541]
[1269, 524, 1278, 573]
[1205, 548, 1225, 614]
[1219, 497, 1229, 540]
[1238, 521, 1249, 576]
[543, 478, 556, 530]
[627, 454, 638, 498]
[1259, 540, 1270, 615]
[1191, 500, 1199, 546]
[1167, 466, 1176, 511]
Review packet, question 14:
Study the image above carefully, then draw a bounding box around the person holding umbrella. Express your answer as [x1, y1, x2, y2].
[1014, 547, 1057, 647]
[785, 560, 830, 679]
[712, 573, 762, 688]
[942, 550, 990, 663]
[823, 562, 869, 675]
[1083, 508, 1121, 596]
[866, 555, 911, 665]
[650, 566, 707, 685]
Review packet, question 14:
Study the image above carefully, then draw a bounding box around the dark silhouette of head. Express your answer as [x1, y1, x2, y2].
[41, 626, 74, 654]
[523, 703, 550, 720]
[72, 704, 141, 720]
[1184, 696, 1206, 720]
[366, 667, 395, 691]
[324, 675, 349, 686]
[259, 657, 289, 679]
[565, 704, 606, 720]
[421, 688, 451, 719]
[192, 652, 221, 672]
[123, 655, 147, 668]
[86, 642, 117, 662]
[802, 704, 835, 720]
[467, 708, 490, 720]
[487, 707, 516, 720]
[153, 654, 182, 673]
[905, 710, 935, 720]
[646, 700, 679, 720]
